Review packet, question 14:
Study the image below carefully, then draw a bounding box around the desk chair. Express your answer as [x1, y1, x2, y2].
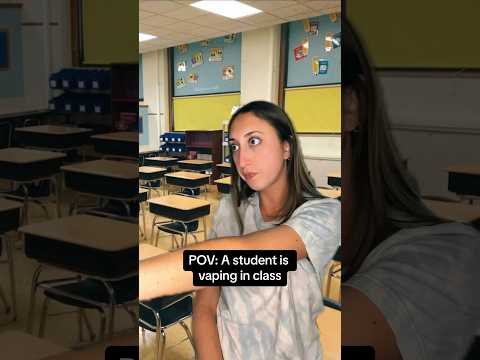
[325, 247, 341, 300]
[0, 234, 15, 321]
[139, 293, 194, 360]
[37, 275, 138, 343]
[3, 180, 54, 221]
[0, 122, 12, 149]
[153, 191, 201, 249]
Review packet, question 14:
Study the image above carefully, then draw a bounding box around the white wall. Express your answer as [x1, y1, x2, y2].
[0, 0, 71, 115]
[379, 71, 480, 198]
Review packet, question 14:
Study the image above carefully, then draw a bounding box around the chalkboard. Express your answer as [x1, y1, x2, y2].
[286, 14, 341, 88]
[173, 34, 241, 96]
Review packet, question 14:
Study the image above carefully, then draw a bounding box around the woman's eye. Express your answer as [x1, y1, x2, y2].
[231, 144, 239, 152]
[249, 137, 261, 146]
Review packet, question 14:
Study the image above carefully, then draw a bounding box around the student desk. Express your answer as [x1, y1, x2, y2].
[0, 147, 65, 220]
[446, 164, 480, 198]
[61, 160, 138, 214]
[177, 159, 213, 172]
[144, 156, 179, 168]
[316, 306, 340, 360]
[424, 200, 480, 222]
[318, 188, 341, 199]
[91, 131, 138, 158]
[140, 243, 167, 261]
[165, 171, 210, 197]
[215, 176, 231, 194]
[19, 215, 138, 335]
[0, 331, 68, 360]
[15, 125, 93, 151]
[148, 194, 210, 246]
[216, 162, 232, 176]
[327, 171, 341, 188]
[139, 166, 167, 181]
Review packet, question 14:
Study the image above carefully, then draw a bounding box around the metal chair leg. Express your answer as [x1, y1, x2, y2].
[179, 320, 195, 349]
[5, 233, 17, 320]
[38, 297, 50, 338]
[26, 265, 43, 333]
[77, 308, 84, 342]
[81, 309, 96, 342]
[0, 286, 9, 314]
[157, 329, 166, 360]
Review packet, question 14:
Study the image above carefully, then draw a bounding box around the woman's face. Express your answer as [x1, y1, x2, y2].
[229, 112, 290, 193]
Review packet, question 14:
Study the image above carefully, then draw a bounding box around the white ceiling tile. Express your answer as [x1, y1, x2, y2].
[243, 1, 297, 11]
[163, 5, 209, 20]
[240, 12, 279, 24]
[141, 14, 179, 26]
[140, 0, 182, 13]
[267, 4, 310, 18]
[140, 10, 156, 19]
[304, 1, 340, 11]
[189, 14, 233, 26]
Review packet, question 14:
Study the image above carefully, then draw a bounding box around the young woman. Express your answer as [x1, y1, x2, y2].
[341, 18, 480, 359]
[140, 101, 340, 359]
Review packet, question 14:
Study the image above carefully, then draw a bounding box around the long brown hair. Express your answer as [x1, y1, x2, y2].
[342, 19, 445, 281]
[228, 101, 323, 232]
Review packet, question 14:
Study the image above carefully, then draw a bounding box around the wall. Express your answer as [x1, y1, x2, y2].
[0, 0, 71, 115]
[379, 72, 480, 198]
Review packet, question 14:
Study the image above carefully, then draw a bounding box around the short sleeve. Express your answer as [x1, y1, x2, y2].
[284, 198, 340, 276]
[208, 195, 242, 240]
[346, 223, 480, 360]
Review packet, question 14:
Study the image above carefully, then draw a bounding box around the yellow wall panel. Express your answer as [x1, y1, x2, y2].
[173, 93, 240, 131]
[284, 86, 340, 133]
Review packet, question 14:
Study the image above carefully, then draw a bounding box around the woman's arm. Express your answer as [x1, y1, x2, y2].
[342, 285, 403, 359]
[192, 287, 222, 360]
[139, 224, 306, 300]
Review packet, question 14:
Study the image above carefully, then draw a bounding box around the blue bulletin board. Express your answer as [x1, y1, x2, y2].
[286, 14, 341, 88]
[173, 34, 241, 96]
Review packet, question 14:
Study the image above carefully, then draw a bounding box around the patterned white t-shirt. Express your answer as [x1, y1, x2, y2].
[346, 222, 480, 360]
[208, 193, 340, 360]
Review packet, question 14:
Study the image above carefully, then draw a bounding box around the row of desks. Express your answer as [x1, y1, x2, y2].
[14, 125, 138, 158]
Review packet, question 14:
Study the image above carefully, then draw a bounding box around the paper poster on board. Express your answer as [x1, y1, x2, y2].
[177, 44, 188, 54]
[309, 20, 319, 36]
[329, 13, 338, 22]
[176, 78, 185, 88]
[222, 65, 235, 80]
[191, 51, 203, 68]
[303, 19, 310, 33]
[325, 32, 333, 52]
[224, 33, 236, 43]
[188, 73, 199, 84]
[294, 40, 309, 62]
[200, 40, 209, 47]
[209, 47, 223, 62]
[177, 61, 186, 72]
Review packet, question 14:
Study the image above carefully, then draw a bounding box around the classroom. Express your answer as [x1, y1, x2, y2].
[138, 1, 341, 359]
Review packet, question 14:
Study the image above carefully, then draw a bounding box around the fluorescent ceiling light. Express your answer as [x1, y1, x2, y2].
[190, 0, 262, 19]
[139, 33, 156, 42]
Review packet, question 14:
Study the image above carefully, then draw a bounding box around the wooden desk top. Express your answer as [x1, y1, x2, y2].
[139, 188, 148, 195]
[0, 331, 68, 360]
[217, 162, 232, 168]
[327, 171, 341, 179]
[139, 243, 167, 261]
[19, 215, 138, 251]
[61, 159, 138, 179]
[178, 159, 213, 165]
[15, 125, 92, 135]
[139, 166, 166, 174]
[139, 145, 159, 154]
[91, 131, 138, 143]
[215, 176, 231, 185]
[446, 164, 480, 176]
[148, 194, 210, 211]
[145, 156, 178, 162]
[165, 171, 210, 180]
[0, 198, 23, 212]
[0, 147, 65, 164]
[318, 188, 341, 199]
[43, 331, 137, 360]
[424, 200, 480, 222]
[316, 306, 340, 360]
